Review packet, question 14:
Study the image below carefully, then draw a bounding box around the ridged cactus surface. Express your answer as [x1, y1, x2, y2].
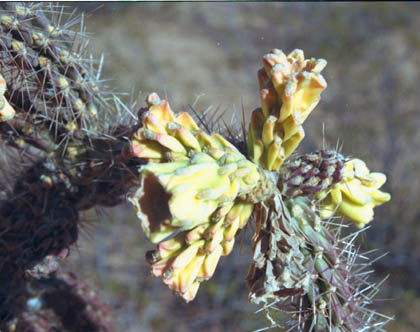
[280, 149, 345, 198]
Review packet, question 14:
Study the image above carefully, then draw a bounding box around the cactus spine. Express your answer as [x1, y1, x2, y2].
[0, 3, 138, 330]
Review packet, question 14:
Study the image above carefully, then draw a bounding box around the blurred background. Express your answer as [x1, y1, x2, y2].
[62, 2, 420, 331]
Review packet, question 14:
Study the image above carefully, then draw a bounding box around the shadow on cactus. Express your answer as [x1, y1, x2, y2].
[0, 3, 391, 332]
[128, 50, 391, 331]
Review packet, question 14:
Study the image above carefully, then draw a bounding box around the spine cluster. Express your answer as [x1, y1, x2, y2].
[0, 3, 139, 329]
[246, 194, 308, 304]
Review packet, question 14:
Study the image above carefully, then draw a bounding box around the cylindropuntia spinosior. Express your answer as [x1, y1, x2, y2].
[0, 3, 391, 332]
[128, 48, 391, 330]
[0, 3, 138, 330]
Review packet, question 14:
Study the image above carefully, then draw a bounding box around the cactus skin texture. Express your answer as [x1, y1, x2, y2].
[8, 273, 114, 332]
[280, 149, 346, 198]
[4, 249, 114, 332]
[247, 194, 390, 331]
[245, 193, 309, 304]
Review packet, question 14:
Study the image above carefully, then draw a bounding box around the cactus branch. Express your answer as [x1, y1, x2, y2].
[0, 3, 393, 332]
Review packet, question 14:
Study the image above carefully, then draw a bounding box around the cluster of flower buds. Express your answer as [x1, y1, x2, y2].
[128, 94, 274, 300]
[248, 49, 327, 171]
[280, 150, 345, 197]
[243, 49, 391, 330]
[127, 48, 392, 332]
[145, 201, 253, 301]
[317, 158, 391, 228]
[0, 73, 15, 122]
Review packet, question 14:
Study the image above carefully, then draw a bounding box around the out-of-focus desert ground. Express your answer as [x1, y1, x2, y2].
[64, 3, 420, 331]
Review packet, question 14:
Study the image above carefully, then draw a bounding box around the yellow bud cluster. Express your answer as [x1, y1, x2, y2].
[147, 201, 254, 302]
[130, 92, 212, 162]
[248, 49, 327, 171]
[128, 93, 265, 300]
[0, 74, 16, 122]
[129, 152, 259, 243]
[129, 93, 261, 242]
[317, 159, 391, 228]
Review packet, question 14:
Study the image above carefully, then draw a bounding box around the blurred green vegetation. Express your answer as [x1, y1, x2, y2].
[65, 3, 420, 331]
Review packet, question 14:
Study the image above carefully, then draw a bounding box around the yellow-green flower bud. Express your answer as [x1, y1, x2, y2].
[129, 94, 261, 242]
[128, 94, 263, 301]
[248, 49, 327, 171]
[316, 158, 391, 228]
[143, 200, 254, 302]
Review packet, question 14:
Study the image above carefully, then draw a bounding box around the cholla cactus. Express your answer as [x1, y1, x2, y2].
[0, 3, 139, 329]
[0, 3, 392, 331]
[128, 48, 391, 331]
[246, 50, 390, 331]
